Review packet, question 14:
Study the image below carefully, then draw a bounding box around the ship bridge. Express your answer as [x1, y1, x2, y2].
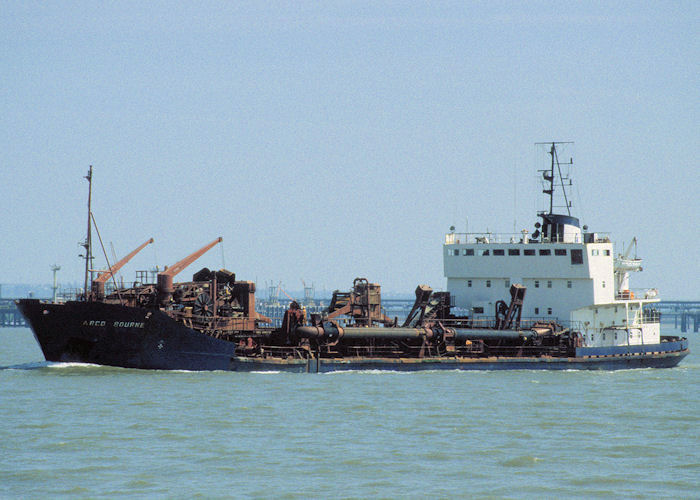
[444, 229, 614, 321]
[442, 142, 663, 350]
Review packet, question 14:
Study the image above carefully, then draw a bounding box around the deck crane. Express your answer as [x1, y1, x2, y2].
[91, 238, 154, 300]
[614, 237, 643, 295]
[156, 237, 223, 306]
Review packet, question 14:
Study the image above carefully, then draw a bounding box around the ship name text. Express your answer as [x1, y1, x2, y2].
[82, 320, 145, 328]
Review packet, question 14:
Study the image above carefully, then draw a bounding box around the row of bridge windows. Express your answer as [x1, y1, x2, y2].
[452, 248, 567, 256]
[467, 279, 574, 289]
[450, 247, 584, 264]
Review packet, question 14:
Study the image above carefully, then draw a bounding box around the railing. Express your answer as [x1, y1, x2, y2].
[615, 289, 659, 301]
[642, 310, 661, 323]
[444, 232, 611, 245]
[256, 302, 329, 328]
[445, 232, 529, 245]
[57, 289, 82, 301]
[396, 316, 581, 332]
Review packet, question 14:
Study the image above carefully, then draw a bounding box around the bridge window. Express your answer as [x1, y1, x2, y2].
[534, 307, 539, 315]
[567, 280, 572, 288]
[535, 280, 540, 288]
[571, 249, 583, 264]
[480, 249, 490, 256]
[493, 249, 505, 256]
[602, 281, 606, 288]
[591, 249, 599, 256]
[486, 280, 491, 288]
[464, 248, 474, 256]
[452, 249, 460, 256]
[524, 249, 535, 256]
[473, 307, 484, 314]
[547, 280, 552, 288]
[555, 249, 567, 256]
[547, 307, 552, 315]
[508, 249, 520, 256]
[539, 249, 551, 256]
[604, 249, 611, 256]
[467, 280, 472, 288]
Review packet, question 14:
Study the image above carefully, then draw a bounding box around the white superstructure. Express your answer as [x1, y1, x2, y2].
[443, 143, 660, 348]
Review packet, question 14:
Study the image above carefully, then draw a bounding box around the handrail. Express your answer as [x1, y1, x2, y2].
[444, 232, 611, 245]
[615, 288, 660, 301]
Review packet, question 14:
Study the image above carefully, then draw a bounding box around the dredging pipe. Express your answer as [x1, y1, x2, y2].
[295, 323, 441, 342]
[454, 329, 525, 341]
[453, 327, 554, 341]
[296, 324, 554, 343]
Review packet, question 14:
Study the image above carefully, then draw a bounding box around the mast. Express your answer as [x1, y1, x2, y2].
[548, 143, 555, 214]
[536, 142, 573, 216]
[83, 166, 93, 300]
[51, 264, 61, 302]
[551, 143, 572, 216]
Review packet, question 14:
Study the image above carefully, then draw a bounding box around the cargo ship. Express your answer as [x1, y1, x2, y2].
[18, 146, 689, 372]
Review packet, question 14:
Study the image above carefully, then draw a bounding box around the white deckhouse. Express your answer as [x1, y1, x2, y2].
[443, 143, 660, 348]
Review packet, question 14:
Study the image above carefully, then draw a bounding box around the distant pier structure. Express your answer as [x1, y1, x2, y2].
[657, 301, 700, 333]
[0, 298, 27, 327]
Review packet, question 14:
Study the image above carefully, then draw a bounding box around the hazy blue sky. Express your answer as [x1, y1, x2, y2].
[1, 2, 698, 298]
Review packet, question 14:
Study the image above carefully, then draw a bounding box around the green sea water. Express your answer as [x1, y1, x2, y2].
[1, 325, 698, 499]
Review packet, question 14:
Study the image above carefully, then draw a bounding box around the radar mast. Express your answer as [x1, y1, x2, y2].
[536, 141, 574, 216]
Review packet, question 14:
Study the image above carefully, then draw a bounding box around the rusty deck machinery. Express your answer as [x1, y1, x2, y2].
[156, 237, 223, 307]
[325, 278, 395, 327]
[292, 280, 455, 359]
[494, 284, 526, 330]
[98, 237, 271, 339]
[278, 279, 580, 361]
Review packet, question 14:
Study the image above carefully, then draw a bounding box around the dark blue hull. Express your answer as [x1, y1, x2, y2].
[17, 299, 689, 372]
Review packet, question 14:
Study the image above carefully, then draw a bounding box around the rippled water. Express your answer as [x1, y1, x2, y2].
[1, 326, 698, 498]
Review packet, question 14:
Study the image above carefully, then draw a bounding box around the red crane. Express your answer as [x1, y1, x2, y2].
[157, 237, 223, 305]
[91, 238, 154, 299]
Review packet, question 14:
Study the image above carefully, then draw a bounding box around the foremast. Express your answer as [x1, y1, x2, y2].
[82, 166, 94, 300]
